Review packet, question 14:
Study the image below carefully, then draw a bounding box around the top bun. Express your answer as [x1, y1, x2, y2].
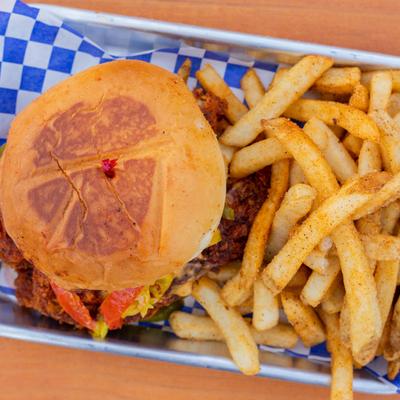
[0, 60, 226, 291]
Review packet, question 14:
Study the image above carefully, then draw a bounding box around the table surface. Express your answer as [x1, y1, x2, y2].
[7, 1, 400, 399]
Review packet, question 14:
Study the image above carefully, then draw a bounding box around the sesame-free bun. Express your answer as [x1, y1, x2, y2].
[0, 60, 226, 291]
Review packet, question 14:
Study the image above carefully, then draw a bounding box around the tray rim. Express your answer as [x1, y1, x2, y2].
[2, 4, 398, 395]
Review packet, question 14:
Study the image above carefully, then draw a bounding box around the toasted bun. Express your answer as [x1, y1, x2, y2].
[0, 60, 226, 291]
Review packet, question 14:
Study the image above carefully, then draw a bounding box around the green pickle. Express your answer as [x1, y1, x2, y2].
[144, 300, 183, 322]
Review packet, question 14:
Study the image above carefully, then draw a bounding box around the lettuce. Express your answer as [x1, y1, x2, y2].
[122, 274, 174, 319]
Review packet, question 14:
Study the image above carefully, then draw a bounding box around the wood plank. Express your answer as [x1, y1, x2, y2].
[27, 0, 400, 55]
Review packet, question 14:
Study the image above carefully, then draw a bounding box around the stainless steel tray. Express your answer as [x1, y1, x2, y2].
[1, 4, 398, 394]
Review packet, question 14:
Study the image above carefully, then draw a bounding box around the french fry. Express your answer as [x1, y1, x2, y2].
[301, 257, 341, 307]
[253, 279, 279, 331]
[349, 83, 369, 112]
[287, 265, 310, 288]
[220, 55, 333, 147]
[358, 140, 382, 175]
[381, 201, 400, 234]
[262, 118, 384, 365]
[241, 68, 264, 109]
[268, 67, 289, 89]
[177, 58, 192, 83]
[319, 236, 333, 252]
[356, 211, 381, 235]
[370, 110, 400, 173]
[390, 295, 400, 354]
[394, 112, 400, 126]
[192, 277, 259, 375]
[303, 249, 330, 275]
[284, 99, 380, 142]
[342, 134, 363, 158]
[171, 311, 299, 348]
[314, 67, 361, 95]
[169, 312, 299, 349]
[375, 260, 399, 341]
[207, 262, 241, 284]
[281, 290, 325, 347]
[388, 360, 400, 381]
[289, 160, 307, 186]
[353, 171, 400, 220]
[230, 137, 290, 178]
[262, 174, 387, 295]
[361, 234, 400, 260]
[196, 64, 247, 124]
[236, 296, 253, 316]
[387, 93, 400, 117]
[303, 118, 357, 183]
[265, 183, 316, 261]
[219, 143, 236, 167]
[319, 310, 353, 400]
[340, 299, 351, 350]
[222, 160, 289, 306]
[329, 125, 346, 139]
[368, 71, 392, 113]
[362, 70, 400, 92]
[321, 277, 345, 315]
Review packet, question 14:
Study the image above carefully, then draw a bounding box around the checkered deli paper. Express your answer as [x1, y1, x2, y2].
[0, 0, 399, 392]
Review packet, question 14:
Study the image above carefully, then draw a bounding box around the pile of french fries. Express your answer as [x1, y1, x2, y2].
[172, 56, 400, 399]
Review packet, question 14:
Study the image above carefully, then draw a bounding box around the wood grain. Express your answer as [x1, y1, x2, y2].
[12, 1, 400, 399]
[0, 337, 395, 400]
[28, 0, 400, 55]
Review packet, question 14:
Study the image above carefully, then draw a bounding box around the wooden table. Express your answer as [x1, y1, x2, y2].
[5, 1, 400, 399]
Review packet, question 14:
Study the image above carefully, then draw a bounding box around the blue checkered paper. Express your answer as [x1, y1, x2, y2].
[0, 0, 398, 393]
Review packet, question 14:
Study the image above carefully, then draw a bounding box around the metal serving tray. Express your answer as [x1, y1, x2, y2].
[1, 4, 399, 394]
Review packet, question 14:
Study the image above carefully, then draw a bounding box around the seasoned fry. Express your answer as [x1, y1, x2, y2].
[319, 310, 353, 400]
[319, 236, 333, 252]
[368, 71, 392, 113]
[301, 256, 341, 307]
[177, 58, 192, 82]
[375, 260, 399, 339]
[230, 137, 290, 178]
[353, 171, 400, 220]
[269, 67, 289, 89]
[303, 118, 357, 183]
[321, 277, 345, 315]
[287, 265, 310, 288]
[390, 295, 400, 353]
[220, 55, 333, 147]
[192, 277, 259, 375]
[262, 175, 386, 295]
[253, 279, 279, 331]
[281, 290, 325, 347]
[207, 262, 241, 284]
[196, 64, 247, 124]
[241, 68, 264, 109]
[303, 249, 330, 275]
[381, 201, 400, 234]
[340, 299, 351, 350]
[370, 110, 400, 173]
[394, 112, 400, 126]
[362, 70, 400, 92]
[361, 234, 400, 260]
[342, 134, 363, 158]
[262, 118, 384, 365]
[314, 67, 361, 95]
[265, 183, 316, 261]
[388, 360, 400, 381]
[169, 312, 298, 349]
[387, 93, 400, 117]
[358, 140, 382, 175]
[289, 160, 307, 186]
[219, 143, 236, 167]
[222, 160, 289, 306]
[349, 83, 369, 112]
[284, 99, 380, 142]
